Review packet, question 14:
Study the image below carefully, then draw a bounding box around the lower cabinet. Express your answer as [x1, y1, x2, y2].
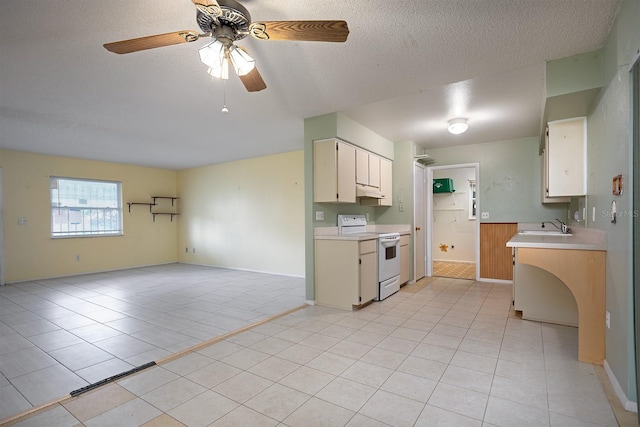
[399, 234, 410, 285]
[315, 239, 378, 310]
[513, 250, 578, 326]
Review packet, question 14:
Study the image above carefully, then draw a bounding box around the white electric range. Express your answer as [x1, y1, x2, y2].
[337, 215, 400, 300]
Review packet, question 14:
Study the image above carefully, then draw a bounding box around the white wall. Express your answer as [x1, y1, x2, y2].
[432, 167, 476, 262]
[177, 151, 305, 277]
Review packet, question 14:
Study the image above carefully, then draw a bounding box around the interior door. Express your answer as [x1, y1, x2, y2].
[630, 55, 639, 424]
[414, 163, 426, 280]
[0, 167, 4, 286]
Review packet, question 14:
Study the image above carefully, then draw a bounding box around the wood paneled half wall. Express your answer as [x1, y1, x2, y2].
[480, 223, 517, 280]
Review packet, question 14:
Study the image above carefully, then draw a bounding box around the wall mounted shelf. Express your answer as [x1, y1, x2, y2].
[127, 197, 179, 221]
[127, 202, 156, 213]
[151, 196, 179, 206]
[152, 212, 180, 222]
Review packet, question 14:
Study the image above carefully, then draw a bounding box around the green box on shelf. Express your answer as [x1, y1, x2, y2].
[433, 178, 455, 193]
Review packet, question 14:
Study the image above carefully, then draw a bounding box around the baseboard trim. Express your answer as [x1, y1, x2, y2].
[179, 261, 304, 279]
[4, 262, 176, 285]
[476, 278, 513, 284]
[604, 359, 638, 412]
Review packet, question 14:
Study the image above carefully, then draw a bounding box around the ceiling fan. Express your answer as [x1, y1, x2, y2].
[103, 0, 349, 92]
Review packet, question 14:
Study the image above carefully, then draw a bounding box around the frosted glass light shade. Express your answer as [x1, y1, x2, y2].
[229, 46, 255, 76]
[448, 118, 468, 134]
[199, 40, 225, 69]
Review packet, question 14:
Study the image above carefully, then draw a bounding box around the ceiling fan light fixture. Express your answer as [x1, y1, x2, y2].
[199, 40, 224, 68]
[229, 46, 255, 76]
[448, 118, 468, 135]
[207, 55, 229, 80]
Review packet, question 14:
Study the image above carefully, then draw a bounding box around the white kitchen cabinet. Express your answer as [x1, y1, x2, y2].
[315, 238, 378, 310]
[360, 157, 393, 207]
[541, 140, 570, 203]
[399, 234, 410, 284]
[314, 138, 356, 203]
[356, 149, 380, 188]
[545, 117, 587, 198]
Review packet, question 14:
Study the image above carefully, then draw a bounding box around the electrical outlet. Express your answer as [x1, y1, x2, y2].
[192, 248, 196, 254]
[18, 217, 27, 225]
[75, 255, 80, 262]
[315, 211, 324, 221]
[606, 311, 610, 329]
[185, 247, 189, 253]
[481, 212, 489, 219]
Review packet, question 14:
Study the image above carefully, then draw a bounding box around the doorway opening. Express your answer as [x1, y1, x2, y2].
[426, 163, 480, 280]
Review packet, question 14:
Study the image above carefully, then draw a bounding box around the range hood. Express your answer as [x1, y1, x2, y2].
[356, 184, 384, 199]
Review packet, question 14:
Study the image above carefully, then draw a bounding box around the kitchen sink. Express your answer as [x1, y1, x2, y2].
[518, 230, 572, 236]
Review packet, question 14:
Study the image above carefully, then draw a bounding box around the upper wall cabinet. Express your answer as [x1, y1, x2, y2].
[545, 117, 587, 198]
[314, 138, 356, 203]
[356, 149, 380, 188]
[361, 157, 392, 207]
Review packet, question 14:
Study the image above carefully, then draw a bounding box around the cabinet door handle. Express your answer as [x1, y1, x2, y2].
[415, 226, 421, 231]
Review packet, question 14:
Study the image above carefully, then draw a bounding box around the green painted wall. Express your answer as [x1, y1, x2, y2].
[303, 113, 396, 301]
[425, 138, 568, 223]
[584, 0, 639, 404]
[546, 50, 603, 98]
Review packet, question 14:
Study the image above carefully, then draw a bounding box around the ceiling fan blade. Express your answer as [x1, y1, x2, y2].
[239, 67, 267, 92]
[103, 31, 199, 54]
[249, 20, 349, 42]
[192, 0, 222, 18]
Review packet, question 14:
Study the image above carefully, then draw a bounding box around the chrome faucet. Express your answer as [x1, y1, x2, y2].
[541, 219, 571, 234]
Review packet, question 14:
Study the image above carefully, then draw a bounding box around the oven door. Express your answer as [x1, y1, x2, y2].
[378, 235, 400, 282]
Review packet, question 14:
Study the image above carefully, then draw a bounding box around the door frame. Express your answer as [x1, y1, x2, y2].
[413, 162, 426, 281]
[426, 163, 480, 280]
[0, 167, 4, 286]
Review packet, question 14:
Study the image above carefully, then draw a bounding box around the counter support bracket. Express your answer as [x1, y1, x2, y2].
[517, 248, 606, 364]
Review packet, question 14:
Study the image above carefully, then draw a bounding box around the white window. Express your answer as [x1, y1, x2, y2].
[468, 180, 477, 220]
[50, 177, 123, 238]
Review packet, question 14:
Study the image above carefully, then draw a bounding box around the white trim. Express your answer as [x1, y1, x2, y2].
[5, 262, 175, 284]
[477, 278, 513, 285]
[604, 360, 638, 412]
[433, 259, 475, 264]
[180, 262, 305, 279]
[6, 262, 305, 285]
[628, 48, 640, 73]
[426, 163, 481, 281]
[305, 299, 316, 306]
[0, 167, 4, 286]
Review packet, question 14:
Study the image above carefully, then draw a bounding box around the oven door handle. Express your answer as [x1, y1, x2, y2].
[380, 237, 400, 246]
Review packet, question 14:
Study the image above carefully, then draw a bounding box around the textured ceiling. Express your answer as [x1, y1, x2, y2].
[0, 0, 620, 169]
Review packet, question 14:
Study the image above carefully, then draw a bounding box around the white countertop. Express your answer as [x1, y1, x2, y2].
[314, 224, 410, 241]
[506, 226, 607, 251]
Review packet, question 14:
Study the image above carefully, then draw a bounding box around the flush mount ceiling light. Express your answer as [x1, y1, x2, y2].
[448, 118, 468, 135]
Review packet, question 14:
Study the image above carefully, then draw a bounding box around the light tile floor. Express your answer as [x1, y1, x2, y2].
[1, 267, 627, 426]
[0, 264, 305, 421]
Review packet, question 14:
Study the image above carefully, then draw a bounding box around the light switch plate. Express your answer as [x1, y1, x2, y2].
[315, 211, 324, 221]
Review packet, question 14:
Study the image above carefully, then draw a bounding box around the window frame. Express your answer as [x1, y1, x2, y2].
[50, 176, 124, 239]
[468, 179, 477, 220]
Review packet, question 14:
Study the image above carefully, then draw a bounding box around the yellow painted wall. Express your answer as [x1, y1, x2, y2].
[177, 150, 305, 277]
[0, 149, 178, 282]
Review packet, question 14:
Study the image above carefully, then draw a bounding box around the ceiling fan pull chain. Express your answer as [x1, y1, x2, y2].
[221, 79, 229, 114]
